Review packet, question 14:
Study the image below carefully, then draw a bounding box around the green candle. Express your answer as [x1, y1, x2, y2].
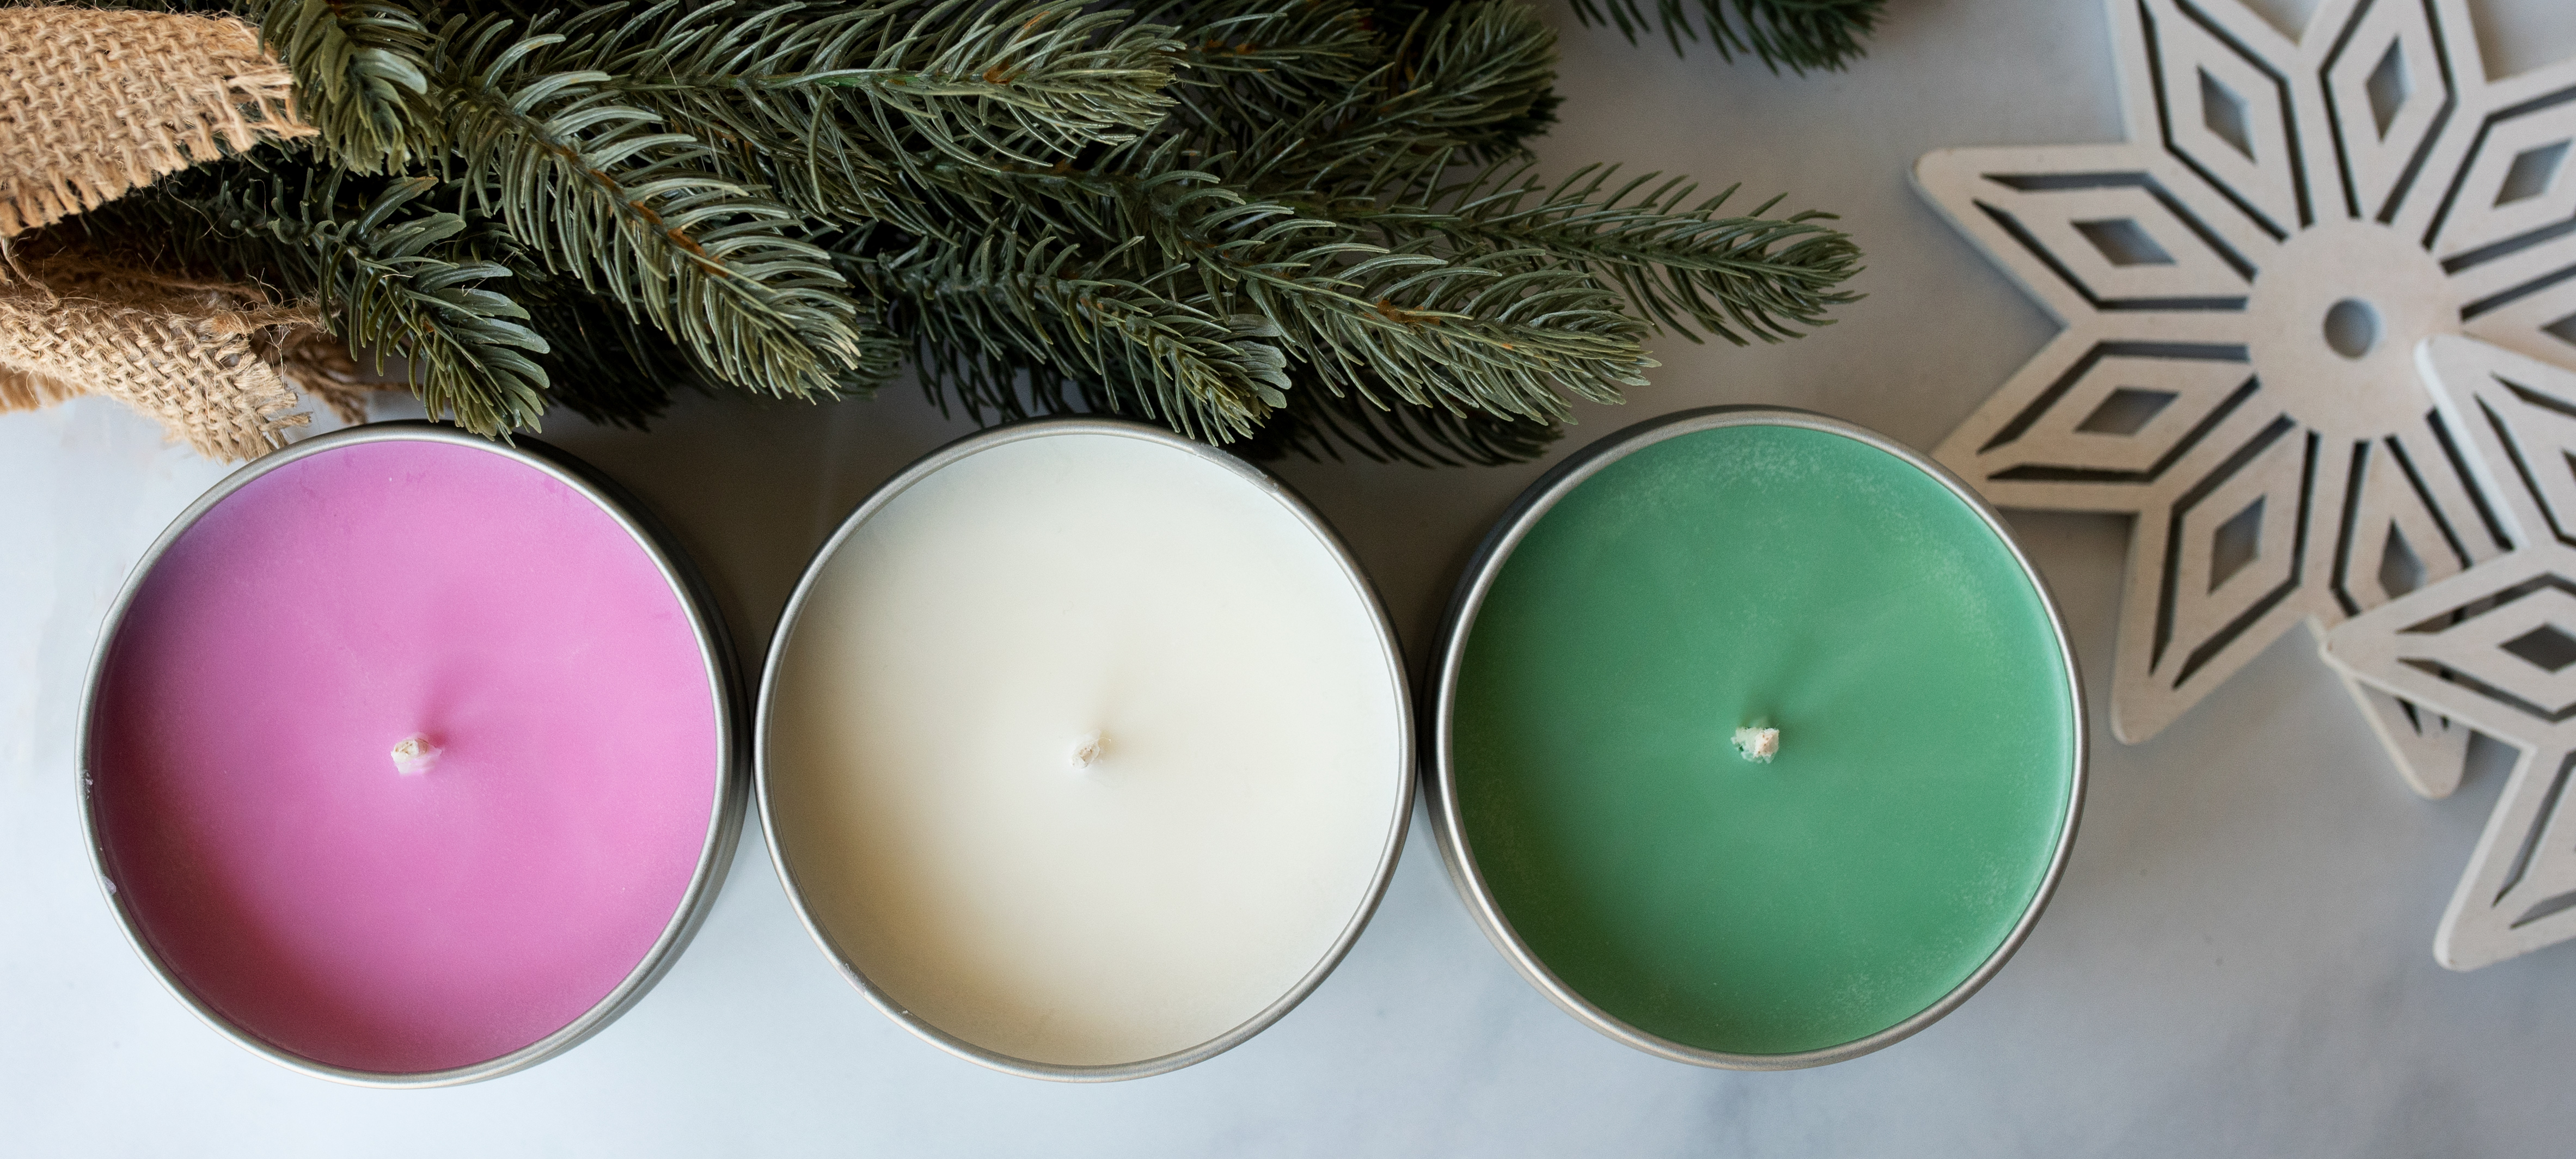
[1440, 410, 2081, 1064]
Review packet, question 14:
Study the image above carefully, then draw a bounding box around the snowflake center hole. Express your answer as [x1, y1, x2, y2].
[2323, 298, 2382, 359]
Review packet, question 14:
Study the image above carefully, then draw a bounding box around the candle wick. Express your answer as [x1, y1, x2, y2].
[1069, 731, 1109, 771]
[391, 734, 442, 776]
[1731, 725, 1779, 764]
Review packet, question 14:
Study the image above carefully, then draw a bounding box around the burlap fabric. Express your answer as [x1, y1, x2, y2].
[0, 254, 371, 459]
[0, 7, 374, 458]
[1, 7, 314, 239]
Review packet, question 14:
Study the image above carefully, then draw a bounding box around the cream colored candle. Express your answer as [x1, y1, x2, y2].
[761, 424, 1409, 1072]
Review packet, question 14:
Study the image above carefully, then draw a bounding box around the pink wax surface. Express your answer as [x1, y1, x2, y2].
[90, 438, 720, 1075]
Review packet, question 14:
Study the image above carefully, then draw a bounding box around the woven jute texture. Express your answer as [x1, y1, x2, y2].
[0, 7, 315, 239]
[0, 254, 345, 459]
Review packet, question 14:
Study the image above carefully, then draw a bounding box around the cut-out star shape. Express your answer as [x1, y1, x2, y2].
[1914, 0, 2576, 796]
[2325, 336, 2576, 970]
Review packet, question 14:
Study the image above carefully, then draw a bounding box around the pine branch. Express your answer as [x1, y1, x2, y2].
[893, 302, 1567, 466]
[854, 230, 1291, 440]
[891, 129, 1855, 424]
[872, 138, 1662, 430]
[856, 206, 1564, 465]
[1359, 162, 1863, 345]
[1148, 0, 1378, 148]
[323, 177, 553, 430]
[484, 254, 713, 427]
[78, 0, 1862, 469]
[74, 162, 554, 434]
[253, 0, 445, 172]
[807, 0, 1180, 165]
[1354, 0, 1560, 162]
[496, 0, 1183, 225]
[1166, 0, 1557, 192]
[1566, 0, 1882, 73]
[877, 2, 1852, 426]
[1258, 238, 1652, 422]
[430, 14, 890, 400]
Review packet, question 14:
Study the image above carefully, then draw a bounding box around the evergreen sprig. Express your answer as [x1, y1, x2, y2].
[74, 164, 552, 432]
[519, 0, 1185, 219]
[52, 0, 1864, 464]
[1566, 0, 1883, 73]
[861, 229, 1292, 440]
[850, 0, 1857, 456]
[1382, 163, 1862, 345]
[258, 0, 443, 171]
[432, 14, 884, 400]
[74, 156, 716, 432]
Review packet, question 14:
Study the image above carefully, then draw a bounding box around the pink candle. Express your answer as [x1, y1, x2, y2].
[84, 430, 730, 1081]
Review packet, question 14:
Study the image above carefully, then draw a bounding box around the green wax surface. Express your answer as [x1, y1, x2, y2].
[1453, 422, 2075, 1057]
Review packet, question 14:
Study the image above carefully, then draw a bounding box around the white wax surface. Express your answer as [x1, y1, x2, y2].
[765, 430, 1406, 1068]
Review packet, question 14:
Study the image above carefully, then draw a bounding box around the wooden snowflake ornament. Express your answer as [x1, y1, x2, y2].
[2324, 336, 2576, 970]
[1913, 0, 2576, 794]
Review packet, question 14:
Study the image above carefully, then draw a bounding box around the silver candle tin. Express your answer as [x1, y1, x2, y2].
[756, 416, 1414, 1082]
[1425, 406, 2088, 1070]
[77, 422, 749, 1088]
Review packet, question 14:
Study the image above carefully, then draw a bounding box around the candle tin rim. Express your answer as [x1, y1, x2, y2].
[1425, 405, 2089, 1071]
[75, 421, 750, 1089]
[754, 415, 1416, 1083]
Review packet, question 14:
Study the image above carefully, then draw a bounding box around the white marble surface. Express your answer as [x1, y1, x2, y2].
[9, 1, 2576, 1153]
